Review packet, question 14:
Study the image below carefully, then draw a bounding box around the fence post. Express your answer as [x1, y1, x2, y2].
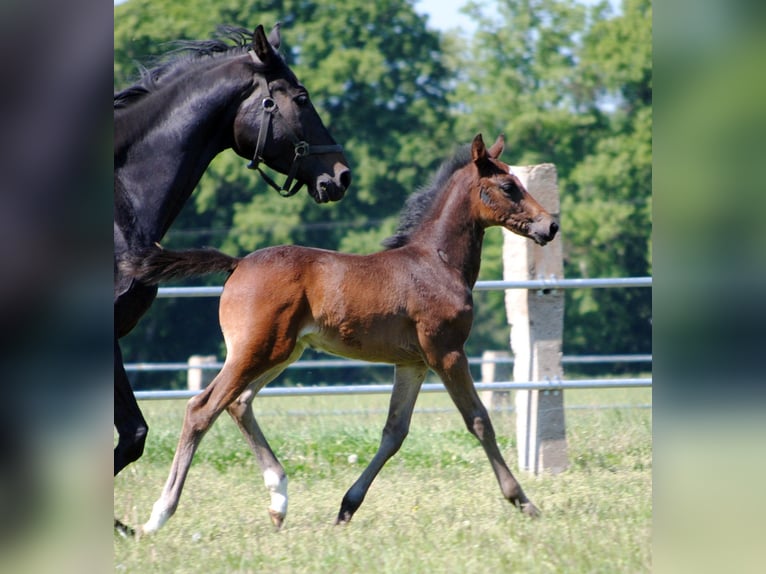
[187, 355, 217, 391]
[503, 163, 568, 475]
[480, 350, 512, 410]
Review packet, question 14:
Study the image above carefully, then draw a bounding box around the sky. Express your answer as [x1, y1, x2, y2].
[114, 0, 477, 33]
[415, 0, 477, 33]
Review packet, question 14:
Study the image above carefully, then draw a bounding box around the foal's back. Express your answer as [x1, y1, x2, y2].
[222, 244, 471, 365]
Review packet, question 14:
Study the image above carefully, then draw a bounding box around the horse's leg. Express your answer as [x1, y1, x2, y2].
[225, 348, 304, 529]
[140, 356, 264, 535]
[335, 362, 428, 524]
[114, 338, 148, 477]
[432, 350, 539, 517]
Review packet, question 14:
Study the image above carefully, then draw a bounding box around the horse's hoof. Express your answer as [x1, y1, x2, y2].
[520, 501, 541, 518]
[334, 510, 353, 525]
[114, 518, 135, 538]
[268, 509, 285, 529]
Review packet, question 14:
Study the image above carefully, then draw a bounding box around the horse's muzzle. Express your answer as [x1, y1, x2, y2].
[312, 167, 351, 203]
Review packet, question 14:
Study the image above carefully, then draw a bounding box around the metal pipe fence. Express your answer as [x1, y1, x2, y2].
[132, 276, 651, 402]
[154, 276, 652, 299]
[134, 377, 652, 401]
[125, 354, 651, 373]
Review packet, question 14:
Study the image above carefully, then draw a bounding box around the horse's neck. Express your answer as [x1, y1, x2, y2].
[418, 188, 485, 287]
[115, 64, 245, 243]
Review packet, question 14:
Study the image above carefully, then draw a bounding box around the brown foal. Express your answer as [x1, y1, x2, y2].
[126, 134, 558, 534]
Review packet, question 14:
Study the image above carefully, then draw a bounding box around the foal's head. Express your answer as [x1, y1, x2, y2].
[469, 134, 558, 245]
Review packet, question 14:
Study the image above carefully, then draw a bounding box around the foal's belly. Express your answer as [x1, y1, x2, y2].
[298, 324, 423, 365]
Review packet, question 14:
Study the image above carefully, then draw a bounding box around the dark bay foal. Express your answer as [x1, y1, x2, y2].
[125, 134, 557, 533]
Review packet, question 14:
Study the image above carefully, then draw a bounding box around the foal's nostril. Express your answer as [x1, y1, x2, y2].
[338, 169, 351, 191]
[549, 221, 559, 238]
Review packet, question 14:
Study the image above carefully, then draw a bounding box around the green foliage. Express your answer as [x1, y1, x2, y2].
[446, 0, 652, 362]
[115, 0, 652, 382]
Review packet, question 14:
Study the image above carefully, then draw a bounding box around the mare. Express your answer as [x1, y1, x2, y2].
[124, 134, 558, 533]
[114, 22, 351, 503]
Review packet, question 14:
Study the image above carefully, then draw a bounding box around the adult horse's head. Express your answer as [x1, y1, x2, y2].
[472, 134, 558, 245]
[232, 24, 351, 202]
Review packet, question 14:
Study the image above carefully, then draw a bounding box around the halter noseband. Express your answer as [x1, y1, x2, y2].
[246, 51, 344, 197]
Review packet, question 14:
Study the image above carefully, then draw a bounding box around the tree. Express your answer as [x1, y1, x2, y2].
[115, 0, 455, 387]
[445, 0, 651, 367]
[114, 0, 652, 388]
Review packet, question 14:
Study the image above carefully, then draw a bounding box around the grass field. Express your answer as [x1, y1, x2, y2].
[114, 387, 651, 573]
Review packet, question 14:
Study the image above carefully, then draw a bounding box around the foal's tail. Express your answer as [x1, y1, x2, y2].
[120, 246, 241, 285]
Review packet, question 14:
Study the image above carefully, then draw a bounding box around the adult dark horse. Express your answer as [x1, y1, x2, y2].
[123, 134, 557, 533]
[114, 23, 351, 493]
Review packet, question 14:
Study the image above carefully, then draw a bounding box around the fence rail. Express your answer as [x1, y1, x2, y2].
[135, 377, 652, 401]
[125, 354, 651, 372]
[134, 276, 652, 402]
[155, 276, 652, 298]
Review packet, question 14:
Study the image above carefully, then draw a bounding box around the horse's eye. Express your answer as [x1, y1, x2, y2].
[295, 93, 309, 106]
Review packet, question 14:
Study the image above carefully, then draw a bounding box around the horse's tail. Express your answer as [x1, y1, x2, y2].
[120, 246, 241, 285]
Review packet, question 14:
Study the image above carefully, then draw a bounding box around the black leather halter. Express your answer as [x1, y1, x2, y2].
[247, 51, 344, 197]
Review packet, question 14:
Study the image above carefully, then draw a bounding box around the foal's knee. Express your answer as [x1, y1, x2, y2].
[381, 420, 409, 453]
[468, 414, 494, 442]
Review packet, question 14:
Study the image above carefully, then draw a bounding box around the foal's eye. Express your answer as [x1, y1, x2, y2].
[501, 181, 522, 199]
[295, 93, 310, 106]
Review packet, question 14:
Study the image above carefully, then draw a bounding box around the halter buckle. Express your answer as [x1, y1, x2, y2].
[262, 97, 276, 112]
[294, 141, 310, 158]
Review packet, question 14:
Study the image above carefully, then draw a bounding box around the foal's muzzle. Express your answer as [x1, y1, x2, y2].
[530, 218, 559, 246]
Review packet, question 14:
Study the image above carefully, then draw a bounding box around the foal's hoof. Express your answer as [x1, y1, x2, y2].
[114, 518, 135, 538]
[520, 501, 541, 518]
[268, 509, 285, 529]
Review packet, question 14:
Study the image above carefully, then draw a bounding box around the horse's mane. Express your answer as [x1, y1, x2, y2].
[115, 26, 278, 109]
[381, 145, 472, 249]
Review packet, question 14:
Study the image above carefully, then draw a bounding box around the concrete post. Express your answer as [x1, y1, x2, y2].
[503, 163, 568, 475]
[480, 350, 513, 410]
[187, 355, 217, 391]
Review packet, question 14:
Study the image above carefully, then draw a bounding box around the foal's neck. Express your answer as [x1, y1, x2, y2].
[419, 183, 486, 287]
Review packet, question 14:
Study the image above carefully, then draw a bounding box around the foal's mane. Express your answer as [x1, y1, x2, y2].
[382, 145, 472, 249]
[114, 26, 279, 109]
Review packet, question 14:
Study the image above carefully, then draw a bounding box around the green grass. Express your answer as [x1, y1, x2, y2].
[115, 388, 651, 573]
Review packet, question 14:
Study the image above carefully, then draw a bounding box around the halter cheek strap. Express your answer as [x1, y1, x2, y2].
[246, 50, 344, 198]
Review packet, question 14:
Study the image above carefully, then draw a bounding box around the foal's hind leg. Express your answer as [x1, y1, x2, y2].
[432, 350, 539, 517]
[140, 358, 262, 535]
[225, 355, 303, 529]
[336, 363, 428, 524]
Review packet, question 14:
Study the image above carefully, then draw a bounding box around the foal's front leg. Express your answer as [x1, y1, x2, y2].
[335, 362, 428, 524]
[433, 350, 540, 517]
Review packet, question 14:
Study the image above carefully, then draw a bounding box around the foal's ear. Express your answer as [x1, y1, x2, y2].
[252, 25, 276, 66]
[471, 133, 491, 166]
[488, 134, 505, 159]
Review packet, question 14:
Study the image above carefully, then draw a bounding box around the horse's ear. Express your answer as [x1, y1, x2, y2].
[488, 134, 505, 159]
[471, 133, 490, 164]
[267, 22, 282, 50]
[252, 25, 276, 66]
